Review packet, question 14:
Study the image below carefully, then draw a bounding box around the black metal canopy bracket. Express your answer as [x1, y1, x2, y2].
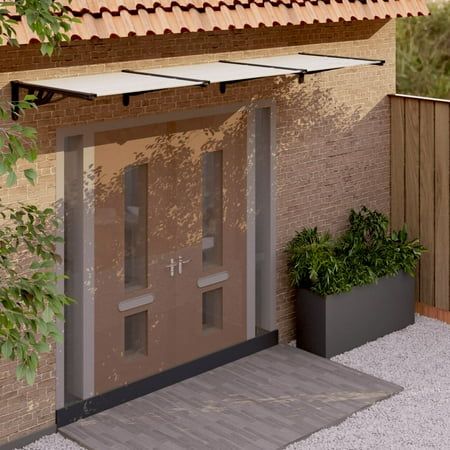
[10, 80, 97, 120]
[122, 89, 163, 107]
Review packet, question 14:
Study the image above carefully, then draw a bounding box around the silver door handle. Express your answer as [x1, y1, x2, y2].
[178, 256, 191, 275]
[165, 258, 177, 277]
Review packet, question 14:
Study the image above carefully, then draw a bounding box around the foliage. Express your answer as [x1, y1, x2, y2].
[0, 2, 75, 383]
[287, 207, 425, 296]
[0, 0, 78, 185]
[0, 95, 39, 186]
[0, 0, 77, 56]
[397, 2, 450, 99]
[0, 204, 71, 384]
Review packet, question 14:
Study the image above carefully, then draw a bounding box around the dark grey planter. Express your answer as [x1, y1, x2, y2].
[296, 272, 415, 358]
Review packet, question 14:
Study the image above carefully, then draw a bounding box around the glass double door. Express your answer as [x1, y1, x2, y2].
[93, 112, 248, 395]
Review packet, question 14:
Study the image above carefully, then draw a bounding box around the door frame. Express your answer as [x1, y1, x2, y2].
[55, 100, 277, 410]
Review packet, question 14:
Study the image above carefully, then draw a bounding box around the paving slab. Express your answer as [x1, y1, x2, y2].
[60, 345, 401, 450]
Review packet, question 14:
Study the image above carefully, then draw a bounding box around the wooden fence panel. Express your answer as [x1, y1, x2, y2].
[434, 103, 450, 311]
[419, 101, 435, 306]
[391, 97, 405, 229]
[404, 98, 421, 302]
[390, 95, 450, 311]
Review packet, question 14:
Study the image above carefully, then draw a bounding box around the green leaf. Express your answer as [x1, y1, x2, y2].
[1, 341, 13, 359]
[24, 168, 37, 185]
[25, 367, 36, 385]
[6, 171, 17, 187]
[40, 42, 53, 56]
[35, 341, 50, 353]
[42, 307, 54, 322]
[16, 364, 25, 380]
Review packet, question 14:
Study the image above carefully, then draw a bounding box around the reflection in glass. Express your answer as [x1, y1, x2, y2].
[124, 311, 148, 356]
[124, 164, 148, 290]
[64, 135, 84, 404]
[255, 108, 272, 336]
[202, 151, 223, 269]
[202, 288, 223, 331]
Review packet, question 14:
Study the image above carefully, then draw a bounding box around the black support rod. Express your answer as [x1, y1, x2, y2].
[218, 59, 307, 73]
[122, 69, 210, 86]
[298, 52, 385, 66]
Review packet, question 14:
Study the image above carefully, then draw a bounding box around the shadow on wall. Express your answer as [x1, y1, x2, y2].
[268, 72, 390, 341]
[272, 74, 389, 234]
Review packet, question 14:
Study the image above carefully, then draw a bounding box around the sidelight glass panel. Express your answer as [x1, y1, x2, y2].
[202, 151, 223, 269]
[202, 288, 223, 331]
[124, 164, 148, 290]
[255, 108, 274, 336]
[124, 311, 148, 356]
[64, 135, 85, 405]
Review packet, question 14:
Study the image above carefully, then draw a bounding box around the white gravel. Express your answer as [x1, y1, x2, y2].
[287, 315, 450, 450]
[17, 433, 84, 450]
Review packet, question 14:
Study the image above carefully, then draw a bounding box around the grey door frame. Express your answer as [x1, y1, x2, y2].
[55, 100, 277, 409]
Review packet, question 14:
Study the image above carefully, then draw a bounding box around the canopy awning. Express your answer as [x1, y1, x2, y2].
[11, 52, 384, 119]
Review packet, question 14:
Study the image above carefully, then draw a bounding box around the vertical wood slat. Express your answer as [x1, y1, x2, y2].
[390, 97, 405, 229]
[404, 98, 421, 302]
[434, 103, 450, 310]
[419, 101, 435, 305]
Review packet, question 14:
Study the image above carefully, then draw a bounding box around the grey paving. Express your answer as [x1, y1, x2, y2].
[60, 345, 401, 450]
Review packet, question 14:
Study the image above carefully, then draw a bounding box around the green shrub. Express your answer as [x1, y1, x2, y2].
[397, 2, 450, 99]
[286, 207, 424, 296]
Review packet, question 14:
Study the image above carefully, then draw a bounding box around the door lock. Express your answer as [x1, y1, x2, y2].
[165, 258, 177, 277]
[178, 256, 192, 275]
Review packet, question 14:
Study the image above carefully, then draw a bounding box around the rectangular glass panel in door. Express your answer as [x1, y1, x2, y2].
[124, 164, 148, 290]
[202, 151, 223, 269]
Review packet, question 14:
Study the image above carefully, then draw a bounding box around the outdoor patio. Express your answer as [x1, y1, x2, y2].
[59, 345, 400, 450]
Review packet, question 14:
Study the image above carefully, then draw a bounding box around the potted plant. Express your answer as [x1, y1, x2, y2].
[287, 207, 424, 358]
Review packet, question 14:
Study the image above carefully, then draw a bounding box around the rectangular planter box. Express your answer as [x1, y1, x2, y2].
[296, 272, 415, 358]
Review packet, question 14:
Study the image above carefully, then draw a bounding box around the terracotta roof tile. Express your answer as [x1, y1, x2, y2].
[6, 0, 429, 45]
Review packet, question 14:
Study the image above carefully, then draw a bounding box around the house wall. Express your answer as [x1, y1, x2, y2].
[0, 19, 395, 445]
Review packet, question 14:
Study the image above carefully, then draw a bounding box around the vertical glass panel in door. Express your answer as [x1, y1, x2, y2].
[202, 288, 223, 332]
[202, 151, 223, 269]
[124, 164, 148, 290]
[124, 311, 148, 356]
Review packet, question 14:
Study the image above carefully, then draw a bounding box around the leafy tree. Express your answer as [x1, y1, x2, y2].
[0, 1, 76, 384]
[397, 2, 450, 99]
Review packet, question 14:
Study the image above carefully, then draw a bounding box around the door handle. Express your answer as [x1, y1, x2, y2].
[178, 256, 192, 275]
[165, 258, 177, 277]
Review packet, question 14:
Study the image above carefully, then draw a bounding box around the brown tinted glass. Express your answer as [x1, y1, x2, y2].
[124, 311, 148, 356]
[124, 164, 148, 290]
[202, 288, 223, 331]
[202, 151, 223, 269]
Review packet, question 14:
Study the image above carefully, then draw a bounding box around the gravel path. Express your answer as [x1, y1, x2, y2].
[288, 315, 450, 450]
[19, 315, 450, 449]
[17, 433, 84, 450]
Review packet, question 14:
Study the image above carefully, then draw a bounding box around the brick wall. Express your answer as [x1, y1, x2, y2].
[0, 19, 395, 444]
